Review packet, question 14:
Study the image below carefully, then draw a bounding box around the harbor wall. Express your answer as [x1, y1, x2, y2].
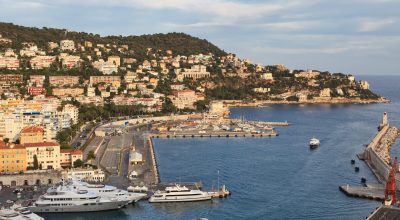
[362, 125, 392, 183]
[100, 114, 199, 128]
[148, 137, 160, 184]
[0, 171, 61, 187]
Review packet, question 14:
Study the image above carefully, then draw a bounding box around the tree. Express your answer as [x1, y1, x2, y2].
[33, 155, 39, 170]
[73, 159, 84, 168]
[87, 151, 96, 160]
[3, 138, 9, 143]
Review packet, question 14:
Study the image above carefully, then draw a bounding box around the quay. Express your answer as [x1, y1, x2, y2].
[151, 131, 278, 138]
[339, 184, 385, 201]
[366, 205, 400, 220]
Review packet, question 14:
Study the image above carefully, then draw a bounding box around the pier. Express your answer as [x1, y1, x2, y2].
[151, 130, 278, 139]
[339, 184, 385, 201]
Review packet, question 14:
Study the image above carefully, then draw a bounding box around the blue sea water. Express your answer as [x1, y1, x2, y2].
[43, 75, 400, 220]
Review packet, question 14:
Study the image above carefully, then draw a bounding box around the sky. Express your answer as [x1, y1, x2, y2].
[0, 0, 399, 75]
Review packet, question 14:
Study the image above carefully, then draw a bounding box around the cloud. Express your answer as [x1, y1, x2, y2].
[358, 18, 395, 32]
[124, 0, 285, 19]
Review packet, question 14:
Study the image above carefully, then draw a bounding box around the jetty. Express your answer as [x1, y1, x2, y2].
[339, 184, 385, 201]
[151, 130, 278, 139]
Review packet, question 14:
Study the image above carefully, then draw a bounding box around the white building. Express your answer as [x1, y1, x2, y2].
[60, 40, 75, 51]
[62, 104, 79, 124]
[62, 168, 105, 182]
[176, 65, 210, 81]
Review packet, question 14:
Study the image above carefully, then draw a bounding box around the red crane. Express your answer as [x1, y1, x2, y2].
[384, 157, 398, 205]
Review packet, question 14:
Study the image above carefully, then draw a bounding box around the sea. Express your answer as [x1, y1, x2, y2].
[43, 75, 400, 220]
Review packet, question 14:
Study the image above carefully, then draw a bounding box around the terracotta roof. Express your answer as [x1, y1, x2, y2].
[21, 126, 44, 134]
[0, 141, 25, 150]
[23, 142, 59, 148]
[61, 149, 83, 155]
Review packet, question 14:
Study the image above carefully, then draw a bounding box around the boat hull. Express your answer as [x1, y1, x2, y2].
[149, 195, 212, 203]
[27, 200, 127, 213]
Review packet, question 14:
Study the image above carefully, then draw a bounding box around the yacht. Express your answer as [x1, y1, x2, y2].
[71, 180, 147, 203]
[149, 184, 212, 203]
[309, 137, 320, 149]
[26, 184, 129, 213]
[0, 204, 44, 220]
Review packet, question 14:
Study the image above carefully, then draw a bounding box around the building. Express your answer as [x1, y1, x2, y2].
[90, 76, 121, 87]
[295, 70, 320, 78]
[53, 88, 84, 97]
[253, 87, 271, 93]
[261, 73, 274, 81]
[176, 65, 210, 81]
[29, 75, 46, 86]
[30, 56, 55, 69]
[360, 80, 370, 90]
[0, 74, 23, 83]
[0, 99, 72, 142]
[49, 76, 79, 87]
[86, 86, 96, 97]
[93, 61, 118, 75]
[60, 55, 80, 69]
[169, 90, 199, 109]
[319, 88, 331, 97]
[20, 126, 44, 145]
[60, 149, 83, 168]
[108, 56, 121, 67]
[28, 87, 47, 96]
[62, 168, 105, 182]
[0, 56, 20, 70]
[60, 40, 75, 51]
[25, 142, 61, 170]
[129, 151, 144, 165]
[84, 41, 93, 48]
[124, 71, 138, 83]
[19, 49, 36, 57]
[0, 142, 27, 172]
[62, 104, 79, 124]
[47, 42, 59, 50]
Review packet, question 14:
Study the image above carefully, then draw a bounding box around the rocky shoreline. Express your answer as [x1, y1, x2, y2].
[223, 97, 390, 107]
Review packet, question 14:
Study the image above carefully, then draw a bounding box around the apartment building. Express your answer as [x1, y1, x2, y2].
[25, 142, 61, 170]
[60, 40, 75, 51]
[30, 56, 55, 69]
[89, 76, 121, 87]
[52, 88, 84, 97]
[49, 76, 79, 87]
[0, 142, 27, 173]
[0, 57, 20, 70]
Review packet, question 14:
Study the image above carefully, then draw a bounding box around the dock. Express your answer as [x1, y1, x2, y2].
[151, 131, 278, 139]
[366, 205, 400, 220]
[339, 184, 385, 201]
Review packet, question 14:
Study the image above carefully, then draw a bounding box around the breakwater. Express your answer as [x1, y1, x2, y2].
[359, 123, 399, 184]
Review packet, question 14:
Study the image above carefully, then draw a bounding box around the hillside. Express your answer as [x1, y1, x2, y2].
[0, 22, 226, 59]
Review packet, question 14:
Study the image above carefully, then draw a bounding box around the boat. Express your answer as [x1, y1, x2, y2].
[69, 180, 147, 203]
[149, 184, 212, 203]
[309, 137, 320, 148]
[26, 184, 129, 213]
[0, 204, 44, 220]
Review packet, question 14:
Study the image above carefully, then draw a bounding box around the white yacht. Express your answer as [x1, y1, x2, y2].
[309, 137, 320, 148]
[0, 204, 44, 220]
[26, 184, 129, 213]
[71, 180, 147, 203]
[149, 184, 212, 203]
